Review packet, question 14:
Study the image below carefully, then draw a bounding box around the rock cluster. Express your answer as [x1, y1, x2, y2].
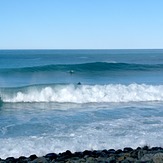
[0, 146, 163, 163]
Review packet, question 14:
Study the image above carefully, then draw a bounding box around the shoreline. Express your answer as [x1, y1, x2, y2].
[1, 146, 163, 163]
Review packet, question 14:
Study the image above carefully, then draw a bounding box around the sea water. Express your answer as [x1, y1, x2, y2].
[0, 49, 163, 158]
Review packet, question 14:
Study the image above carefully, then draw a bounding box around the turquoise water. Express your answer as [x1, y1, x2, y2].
[0, 49, 163, 158]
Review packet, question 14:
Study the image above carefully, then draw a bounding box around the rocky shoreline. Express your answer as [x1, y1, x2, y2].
[0, 146, 163, 163]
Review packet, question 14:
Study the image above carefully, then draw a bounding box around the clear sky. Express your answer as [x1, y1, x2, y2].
[0, 0, 163, 49]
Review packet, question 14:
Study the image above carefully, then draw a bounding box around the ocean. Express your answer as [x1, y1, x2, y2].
[0, 49, 163, 159]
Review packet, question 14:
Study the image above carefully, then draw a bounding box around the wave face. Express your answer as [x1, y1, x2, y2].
[1, 84, 163, 103]
[0, 62, 163, 74]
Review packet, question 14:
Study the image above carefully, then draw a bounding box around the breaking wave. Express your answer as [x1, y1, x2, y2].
[0, 84, 163, 103]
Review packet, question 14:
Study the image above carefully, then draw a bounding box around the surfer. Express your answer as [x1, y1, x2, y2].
[77, 82, 81, 85]
[69, 70, 74, 74]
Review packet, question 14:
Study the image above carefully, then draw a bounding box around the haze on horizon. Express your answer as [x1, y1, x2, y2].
[0, 0, 163, 49]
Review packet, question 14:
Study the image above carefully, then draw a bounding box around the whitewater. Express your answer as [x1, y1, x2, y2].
[1, 84, 163, 103]
[0, 49, 163, 159]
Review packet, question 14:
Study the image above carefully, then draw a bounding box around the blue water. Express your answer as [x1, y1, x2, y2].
[0, 49, 163, 158]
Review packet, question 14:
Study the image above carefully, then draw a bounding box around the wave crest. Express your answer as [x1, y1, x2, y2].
[1, 84, 163, 103]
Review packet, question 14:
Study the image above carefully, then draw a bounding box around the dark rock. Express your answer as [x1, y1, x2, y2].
[106, 156, 116, 163]
[91, 150, 97, 155]
[117, 155, 126, 162]
[97, 149, 109, 158]
[45, 153, 57, 160]
[142, 145, 149, 150]
[85, 156, 96, 162]
[73, 151, 83, 158]
[83, 150, 92, 156]
[61, 150, 72, 158]
[102, 149, 108, 154]
[138, 149, 148, 160]
[17, 156, 28, 163]
[5, 157, 17, 163]
[151, 147, 163, 151]
[91, 150, 101, 158]
[125, 157, 136, 162]
[55, 156, 66, 162]
[115, 149, 123, 154]
[18, 156, 27, 160]
[136, 147, 141, 150]
[130, 150, 138, 159]
[65, 150, 72, 156]
[74, 158, 85, 163]
[108, 149, 115, 154]
[29, 154, 38, 161]
[3, 146, 163, 163]
[56, 150, 73, 161]
[99, 152, 107, 158]
[30, 157, 48, 163]
[6, 157, 15, 161]
[121, 159, 131, 163]
[123, 147, 133, 152]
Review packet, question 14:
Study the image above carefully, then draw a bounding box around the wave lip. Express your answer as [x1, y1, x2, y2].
[1, 84, 163, 103]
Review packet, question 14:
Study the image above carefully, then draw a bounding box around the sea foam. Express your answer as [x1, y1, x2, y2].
[1, 84, 163, 103]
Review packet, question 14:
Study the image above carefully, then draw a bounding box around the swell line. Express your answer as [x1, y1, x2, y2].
[0, 62, 163, 74]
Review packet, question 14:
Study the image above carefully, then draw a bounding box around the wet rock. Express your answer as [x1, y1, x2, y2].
[142, 145, 149, 150]
[125, 157, 136, 162]
[73, 151, 83, 158]
[5, 157, 16, 163]
[130, 149, 138, 159]
[117, 155, 126, 162]
[108, 149, 115, 154]
[99, 151, 108, 157]
[136, 147, 141, 150]
[140, 153, 154, 162]
[123, 147, 133, 152]
[64, 150, 72, 156]
[1, 146, 163, 163]
[102, 149, 108, 154]
[115, 149, 123, 154]
[153, 153, 163, 163]
[85, 156, 96, 163]
[151, 147, 163, 153]
[17, 156, 28, 163]
[91, 150, 100, 158]
[31, 157, 48, 163]
[29, 154, 38, 161]
[45, 153, 57, 160]
[18, 156, 27, 160]
[121, 159, 131, 163]
[83, 150, 92, 156]
[105, 156, 116, 163]
[57, 150, 73, 161]
[78, 158, 85, 163]
[138, 149, 147, 159]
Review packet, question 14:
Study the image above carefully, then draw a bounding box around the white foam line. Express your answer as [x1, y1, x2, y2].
[2, 84, 163, 103]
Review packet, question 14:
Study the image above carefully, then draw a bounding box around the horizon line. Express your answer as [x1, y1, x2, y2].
[0, 48, 163, 51]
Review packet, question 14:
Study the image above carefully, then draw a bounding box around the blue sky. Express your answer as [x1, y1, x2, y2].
[0, 0, 163, 49]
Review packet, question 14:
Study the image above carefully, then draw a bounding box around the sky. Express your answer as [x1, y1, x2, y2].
[0, 0, 163, 49]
